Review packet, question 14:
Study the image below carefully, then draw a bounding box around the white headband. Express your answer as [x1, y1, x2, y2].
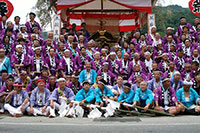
[64, 49, 70, 52]
[183, 80, 193, 86]
[34, 47, 41, 51]
[57, 78, 66, 82]
[16, 45, 23, 49]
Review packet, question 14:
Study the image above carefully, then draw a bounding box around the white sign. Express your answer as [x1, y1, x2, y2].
[53, 15, 61, 43]
[147, 14, 155, 33]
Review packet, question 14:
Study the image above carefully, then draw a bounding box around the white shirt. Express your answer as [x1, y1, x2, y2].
[169, 71, 174, 78]
[16, 94, 22, 105]
[1, 22, 7, 29]
[47, 46, 51, 55]
[155, 81, 161, 89]
[145, 59, 152, 71]
[38, 93, 44, 106]
[185, 97, 190, 102]
[193, 56, 199, 63]
[117, 85, 122, 94]
[87, 72, 91, 83]
[163, 62, 168, 70]
[66, 58, 70, 72]
[103, 72, 108, 82]
[14, 23, 20, 31]
[20, 32, 29, 39]
[186, 48, 191, 56]
[36, 59, 40, 71]
[164, 90, 169, 106]
[185, 73, 190, 79]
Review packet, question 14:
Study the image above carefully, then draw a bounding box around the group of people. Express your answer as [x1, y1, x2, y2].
[0, 12, 200, 117]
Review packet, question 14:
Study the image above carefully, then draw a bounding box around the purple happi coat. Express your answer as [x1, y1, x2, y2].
[55, 50, 64, 61]
[154, 86, 177, 107]
[30, 87, 50, 107]
[30, 55, 47, 72]
[74, 54, 91, 72]
[116, 59, 133, 80]
[49, 87, 75, 104]
[174, 57, 186, 72]
[67, 47, 80, 60]
[57, 57, 75, 75]
[128, 71, 147, 84]
[181, 70, 194, 80]
[92, 59, 104, 72]
[107, 58, 119, 75]
[132, 59, 146, 73]
[177, 23, 193, 36]
[45, 55, 60, 76]
[41, 45, 56, 58]
[127, 49, 138, 61]
[168, 51, 176, 61]
[10, 53, 29, 74]
[25, 21, 42, 33]
[190, 55, 200, 64]
[146, 34, 154, 45]
[6, 90, 29, 107]
[97, 69, 116, 85]
[158, 61, 170, 73]
[163, 34, 178, 44]
[42, 39, 57, 47]
[0, 43, 14, 58]
[45, 83, 59, 92]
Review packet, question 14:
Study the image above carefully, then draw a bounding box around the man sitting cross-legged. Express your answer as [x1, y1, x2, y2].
[154, 77, 181, 115]
[26, 79, 50, 116]
[132, 81, 154, 111]
[4, 82, 29, 117]
[48, 78, 75, 117]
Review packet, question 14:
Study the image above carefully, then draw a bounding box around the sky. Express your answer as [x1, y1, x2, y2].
[161, 0, 190, 8]
[7, 0, 38, 23]
[6, 0, 190, 31]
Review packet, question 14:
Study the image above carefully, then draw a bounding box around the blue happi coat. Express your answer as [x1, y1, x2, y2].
[176, 87, 200, 108]
[78, 69, 97, 84]
[0, 56, 12, 74]
[75, 88, 94, 103]
[133, 88, 154, 105]
[95, 86, 114, 102]
[118, 89, 135, 104]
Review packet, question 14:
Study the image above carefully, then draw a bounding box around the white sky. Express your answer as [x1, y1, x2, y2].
[6, 0, 189, 31]
[161, 0, 190, 8]
[7, 0, 38, 24]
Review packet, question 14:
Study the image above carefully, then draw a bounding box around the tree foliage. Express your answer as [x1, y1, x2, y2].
[152, 5, 197, 37]
[33, 0, 56, 30]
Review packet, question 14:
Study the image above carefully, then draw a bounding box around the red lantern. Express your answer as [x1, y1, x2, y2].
[189, 0, 200, 17]
[0, 0, 14, 21]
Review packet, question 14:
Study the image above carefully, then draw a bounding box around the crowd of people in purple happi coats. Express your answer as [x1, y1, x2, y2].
[0, 12, 200, 118]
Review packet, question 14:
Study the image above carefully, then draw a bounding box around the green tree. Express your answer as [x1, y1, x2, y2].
[152, 5, 197, 37]
[33, 0, 57, 30]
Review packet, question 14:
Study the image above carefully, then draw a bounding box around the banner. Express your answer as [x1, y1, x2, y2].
[147, 14, 155, 34]
[189, 0, 200, 17]
[53, 15, 61, 43]
[0, 0, 14, 21]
